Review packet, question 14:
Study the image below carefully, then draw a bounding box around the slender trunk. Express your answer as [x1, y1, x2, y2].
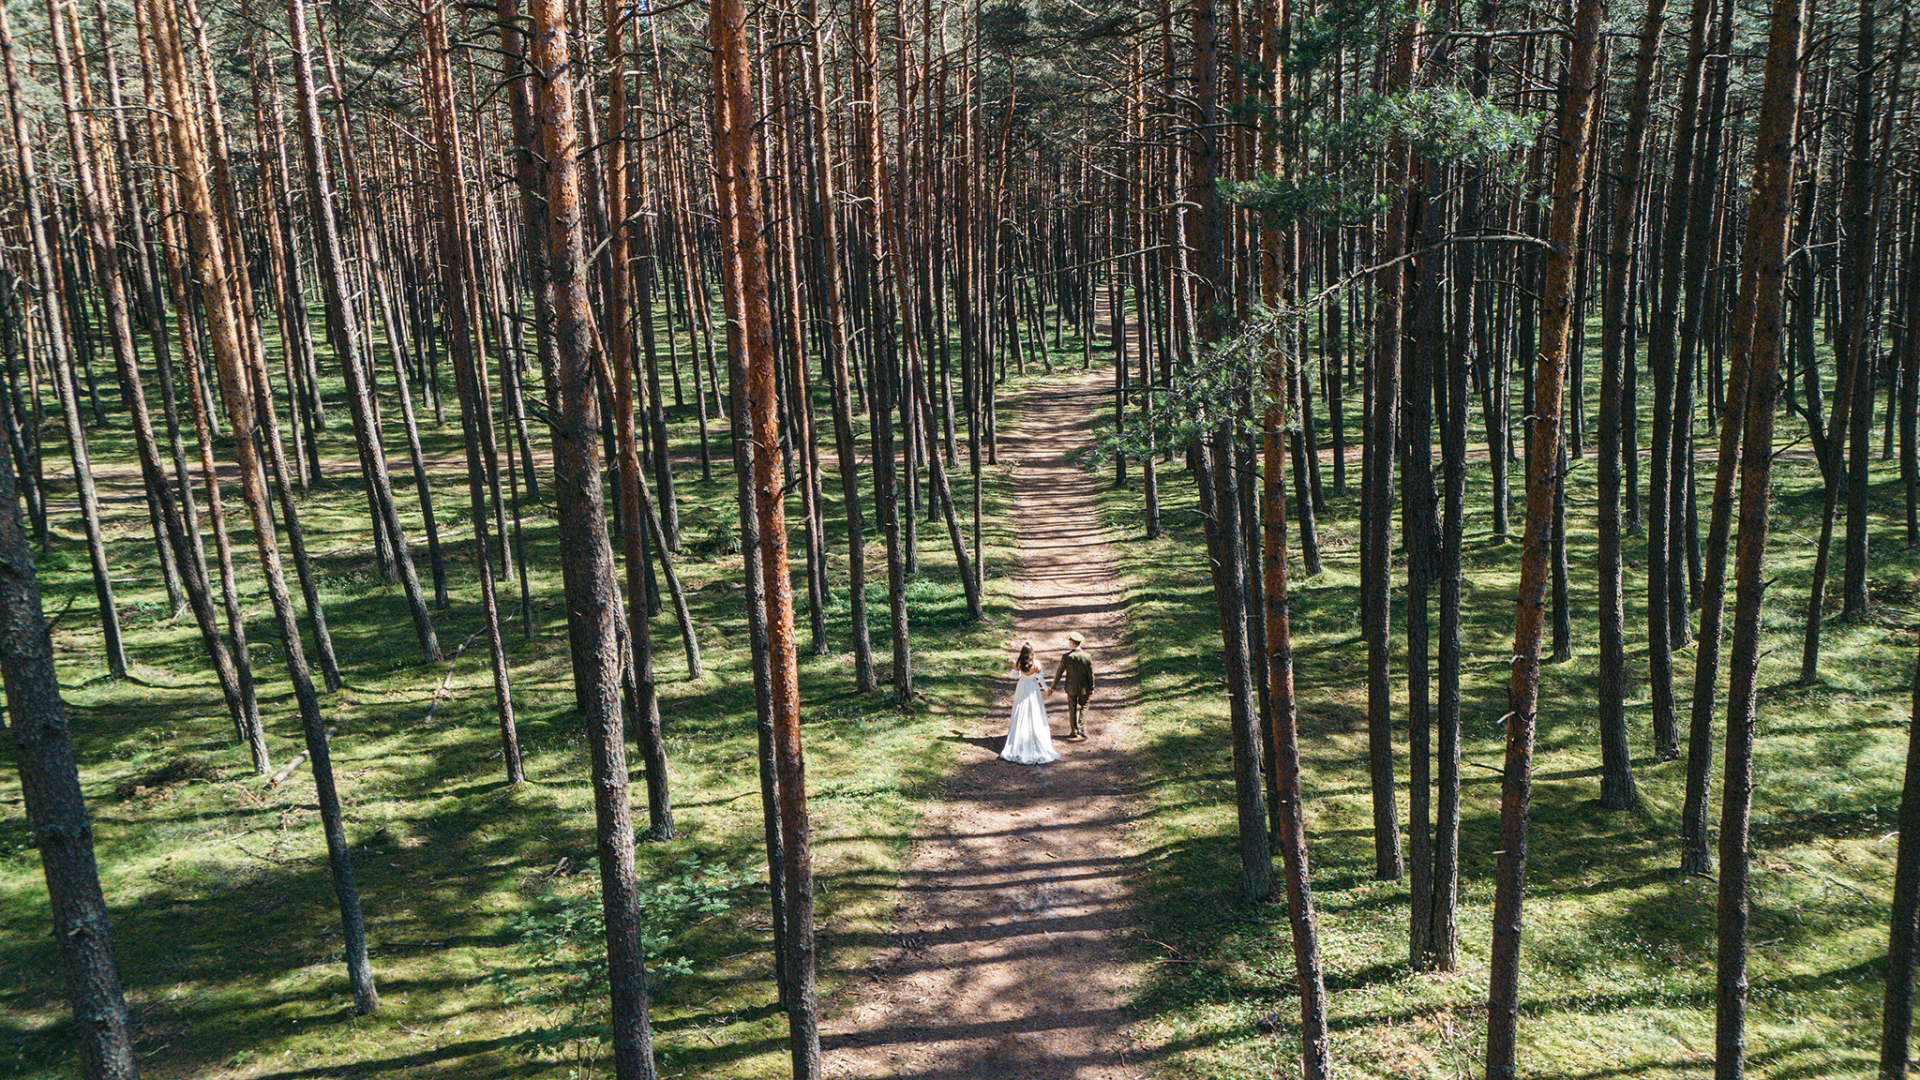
[0, 12, 125, 681]
[852, 0, 911, 704]
[597, 0, 673, 841]
[144, 0, 378, 1012]
[284, 0, 440, 664]
[1596, 0, 1667, 809]
[712, 4, 820, 1066]
[1191, 0, 1273, 903]
[1882, 645, 1920, 1078]
[1256, 13, 1331, 1043]
[1805, 0, 1885, 675]
[1484, 0, 1604, 1069]
[0, 21, 138, 1077]
[1405, 165, 1442, 964]
[422, 1, 522, 785]
[521, 0, 658, 1070]
[1432, 165, 1468, 973]
[1361, 6, 1420, 884]
[51, 0, 268, 766]
[1713, 0, 1810, 1071]
[799, 3, 873, 690]
[1646, 0, 1716, 765]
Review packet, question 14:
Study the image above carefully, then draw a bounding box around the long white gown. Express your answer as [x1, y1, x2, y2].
[1001, 670, 1060, 765]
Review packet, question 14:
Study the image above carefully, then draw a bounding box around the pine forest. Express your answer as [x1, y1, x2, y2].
[0, 0, 1917, 1075]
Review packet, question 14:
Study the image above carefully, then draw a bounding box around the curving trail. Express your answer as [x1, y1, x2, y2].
[825, 370, 1150, 1080]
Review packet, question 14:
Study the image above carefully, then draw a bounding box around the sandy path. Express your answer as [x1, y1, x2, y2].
[824, 371, 1148, 1080]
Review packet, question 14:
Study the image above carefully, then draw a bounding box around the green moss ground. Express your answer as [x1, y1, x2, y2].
[0, 318, 1053, 1079]
[1090, 355, 1915, 1076]
[4, 303, 1914, 1080]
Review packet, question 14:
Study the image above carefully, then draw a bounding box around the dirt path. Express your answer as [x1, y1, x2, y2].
[824, 371, 1149, 1080]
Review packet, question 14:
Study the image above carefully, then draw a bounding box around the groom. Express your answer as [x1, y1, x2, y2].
[1048, 632, 1096, 740]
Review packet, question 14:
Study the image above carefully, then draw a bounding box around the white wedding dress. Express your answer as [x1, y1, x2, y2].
[1001, 670, 1060, 765]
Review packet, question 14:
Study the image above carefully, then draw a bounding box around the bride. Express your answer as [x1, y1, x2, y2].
[1001, 644, 1060, 765]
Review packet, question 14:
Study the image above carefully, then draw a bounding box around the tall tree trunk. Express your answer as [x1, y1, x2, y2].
[1484, 0, 1605, 1069]
[1904, 187, 1920, 554]
[1191, 0, 1274, 904]
[422, 0, 523, 786]
[45, 0, 267, 766]
[1803, 0, 1883, 678]
[0, 29, 139, 1074]
[1678, 0, 1741, 876]
[712, 2, 820, 1068]
[1596, 0, 1667, 810]
[520, 0, 659, 1070]
[0, 349, 139, 1080]
[1882, 644, 1920, 1079]
[1404, 179, 1437, 965]
[724, 220, 792, 1006]
[143, 0, 378, 1013]
[851, 0, 911, 704]
[1431, 167, 1469, 973]
[598, 0, 673, 841]
[1713, 0, 1810, 1071]
[1262, 393, 1332, 1079]
[283, 0, 441, 665]
[135, 0, 269, 780]
[0, 8, 125, 681]
[1646, 0, 1718, 769]
[1361, 2, 1421, 884]
[1256, 7, 1331, 1042]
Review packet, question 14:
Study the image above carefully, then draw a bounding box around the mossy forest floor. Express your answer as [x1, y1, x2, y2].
[0, 350, 1025, 1079]
[3, 321, 1916, 1079]
[1091, 396, 1916, 1077]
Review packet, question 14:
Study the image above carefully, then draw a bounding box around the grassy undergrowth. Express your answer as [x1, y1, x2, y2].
[4, 300, 1912, 1080]
[0, 329, 1040, 1078]
[1091, 404, 1915, 1077]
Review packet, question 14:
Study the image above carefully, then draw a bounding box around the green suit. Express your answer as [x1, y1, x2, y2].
[1053, 648, 1095, 737]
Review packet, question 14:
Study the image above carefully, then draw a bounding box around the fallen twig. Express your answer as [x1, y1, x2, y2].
[423, 631, 481, 725]
[231, 837, 311, 865]
[266, 726, 337, 787]
[1144, 937, 1188, 961]
[1785, 859, 1868, 899]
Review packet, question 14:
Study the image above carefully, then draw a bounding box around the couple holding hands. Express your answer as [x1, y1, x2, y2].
[1000, 632, 1097, 766]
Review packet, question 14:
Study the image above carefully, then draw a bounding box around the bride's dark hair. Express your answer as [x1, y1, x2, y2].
[1016, 644, 1035, 673]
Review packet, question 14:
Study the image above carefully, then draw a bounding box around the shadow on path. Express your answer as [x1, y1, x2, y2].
[825, 373, 1151, 1080]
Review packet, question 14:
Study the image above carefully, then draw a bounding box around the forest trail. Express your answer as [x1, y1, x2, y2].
[824, 369, 1150, 1079]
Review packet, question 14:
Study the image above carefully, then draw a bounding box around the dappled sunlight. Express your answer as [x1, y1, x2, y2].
[1092, 418, 1914, 1078]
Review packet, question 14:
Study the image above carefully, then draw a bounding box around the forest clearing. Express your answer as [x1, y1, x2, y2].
[0, 0, 1917, 1075]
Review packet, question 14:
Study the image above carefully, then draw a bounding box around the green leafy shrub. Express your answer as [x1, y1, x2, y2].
[684, 505, 741, 558]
